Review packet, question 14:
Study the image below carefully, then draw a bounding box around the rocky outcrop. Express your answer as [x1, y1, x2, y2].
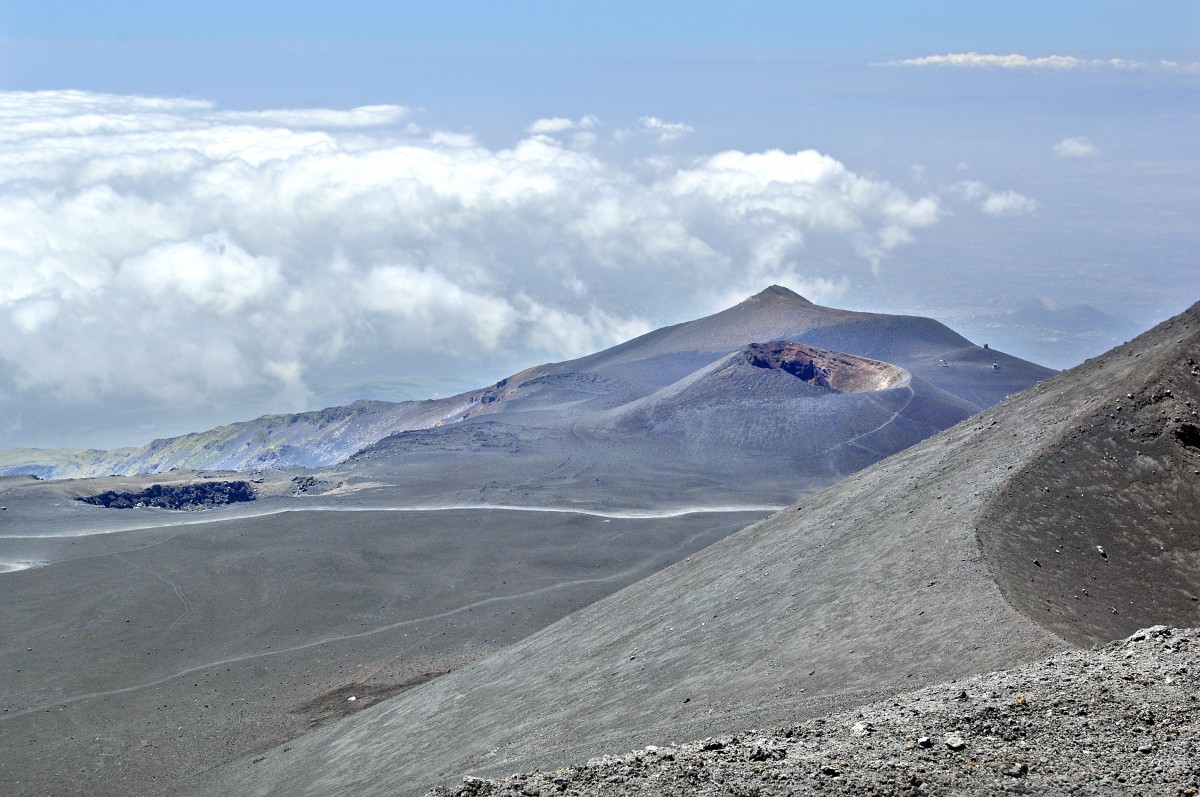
[77, 480, 256, 510]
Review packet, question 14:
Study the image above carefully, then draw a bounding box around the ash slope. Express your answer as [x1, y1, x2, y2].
[431, 626, 1199, 797]
[194, 300, 1200, 797]
[1, 287, 1050, 484]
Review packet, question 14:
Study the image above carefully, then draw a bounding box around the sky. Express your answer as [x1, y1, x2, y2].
[0, 2, 1197, 449]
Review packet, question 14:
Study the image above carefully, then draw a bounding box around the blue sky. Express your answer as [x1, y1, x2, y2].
[2, 2, 1198, 116]
[0, 2, 1197, 448]
[2, 1, 1197, 49]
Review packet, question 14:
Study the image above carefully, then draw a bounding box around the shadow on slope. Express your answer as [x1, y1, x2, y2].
[978, 308, 1200, 646]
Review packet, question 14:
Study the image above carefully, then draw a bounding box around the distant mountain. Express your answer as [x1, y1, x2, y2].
[335, 285, 1055, 506]
[959, 296, 1144, 371]
[1002, 297, 1124, 331]
[1, 286, 1053, 487]
[0, 399, 444, 480]
[195, 299, 1200, 797]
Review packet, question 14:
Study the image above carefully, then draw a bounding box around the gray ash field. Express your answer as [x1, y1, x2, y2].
[0, 501, 763, 796]
[4, 289, 1196, 797]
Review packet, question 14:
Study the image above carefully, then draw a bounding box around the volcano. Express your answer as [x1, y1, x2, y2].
[1, 286, 1050, 500]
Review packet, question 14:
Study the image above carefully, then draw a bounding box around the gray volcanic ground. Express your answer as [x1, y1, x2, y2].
[0, 492, 764, 796]
[189, 300, 1200, 797]
[0, 288, 1088, 796]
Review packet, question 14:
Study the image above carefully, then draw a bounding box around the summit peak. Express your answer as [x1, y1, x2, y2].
[747, 284, 812, 303]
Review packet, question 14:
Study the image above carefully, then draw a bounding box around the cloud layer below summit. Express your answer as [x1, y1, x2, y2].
[0, 43, 1194, 448]
[1, 89, 1033, 443]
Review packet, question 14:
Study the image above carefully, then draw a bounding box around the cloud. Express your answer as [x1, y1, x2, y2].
[516, 297, 650, 357]
[0, 90, 1020, 444]
[949, 179, 988, 201]
[215, 106, 412, 129]
[879, 52, 1200, 73]
[528, 117, 575, 134]
[667, 149, 940, 272]
[981, 190, 1039, 216]
[1054, 136, 1099, 157]
[949, 180, 1038, 217]
[639, 116, 695, 143]
[527, 115, 599, 134]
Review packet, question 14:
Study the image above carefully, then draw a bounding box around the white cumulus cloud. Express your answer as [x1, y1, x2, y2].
[639, 116, 695, 143]
[527, 115, 599, 135]
[949, 179, 988, 201]
[1054, 137, 1099, 157]
[668, 149, 940, 272]
[949, 180, 1039, 217]
[981, 190, 1039, 216]
[879, 52, 1200, 73]
[0, 90, 1024, 446]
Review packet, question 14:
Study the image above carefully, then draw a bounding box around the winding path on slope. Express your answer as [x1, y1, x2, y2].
[0, 502, 782, 541]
